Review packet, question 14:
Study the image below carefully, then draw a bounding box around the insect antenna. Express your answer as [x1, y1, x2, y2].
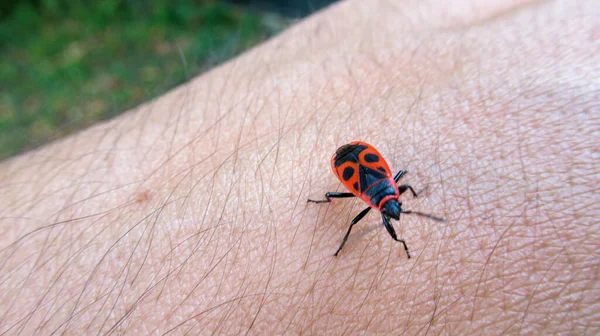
[401, 210, 446, 222]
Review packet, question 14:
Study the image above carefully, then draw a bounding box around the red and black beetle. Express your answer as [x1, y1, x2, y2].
[308, 141, 445, 258]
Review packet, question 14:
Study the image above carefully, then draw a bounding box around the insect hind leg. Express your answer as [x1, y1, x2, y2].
[307, 192, 355, 203]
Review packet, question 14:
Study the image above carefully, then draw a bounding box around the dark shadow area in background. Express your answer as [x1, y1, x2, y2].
[1, 0, 338, 23]
[230, 0, 338, 18]
[0, 0, 339, 160]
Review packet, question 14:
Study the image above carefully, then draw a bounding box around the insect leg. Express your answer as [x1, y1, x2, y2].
[334, 207, 371, 256]
[382, 214, 411, 259]
[398, 184, 418, 198]
[393, 170, 408, 183]
[394, 170, 418, 198]
[307, 192, 355, 203]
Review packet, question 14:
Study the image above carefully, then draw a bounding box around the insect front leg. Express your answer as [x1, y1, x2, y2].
[307, 192, 355, 203]
[382, 214, 411, 259]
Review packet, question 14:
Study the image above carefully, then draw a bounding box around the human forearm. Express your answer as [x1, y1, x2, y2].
[1, 0, 598, 334]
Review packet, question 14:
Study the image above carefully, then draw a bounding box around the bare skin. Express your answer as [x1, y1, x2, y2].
[1, 0, 598, 334]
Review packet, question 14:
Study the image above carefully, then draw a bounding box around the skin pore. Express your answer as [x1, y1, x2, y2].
[1, 0, 598, 334]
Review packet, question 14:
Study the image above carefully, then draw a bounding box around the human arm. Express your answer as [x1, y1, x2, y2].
[1, 0, 598, 334]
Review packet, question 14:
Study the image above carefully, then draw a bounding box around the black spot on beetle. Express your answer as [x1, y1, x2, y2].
[353, 182, 359, 191]
[364, 153, 379, 162]
[343, 167, 355, 181]
[378, 167, 386, 173]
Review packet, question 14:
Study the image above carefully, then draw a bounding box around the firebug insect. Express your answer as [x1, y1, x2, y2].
[308, 141, 445, 258]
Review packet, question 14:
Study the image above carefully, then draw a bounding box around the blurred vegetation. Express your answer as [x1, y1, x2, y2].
[0, 0, 289, 160]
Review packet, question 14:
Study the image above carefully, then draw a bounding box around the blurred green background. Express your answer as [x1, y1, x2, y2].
[0, 0, 334, 160]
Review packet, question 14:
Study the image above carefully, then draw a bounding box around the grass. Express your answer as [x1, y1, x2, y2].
[0, 0, 289, 160]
